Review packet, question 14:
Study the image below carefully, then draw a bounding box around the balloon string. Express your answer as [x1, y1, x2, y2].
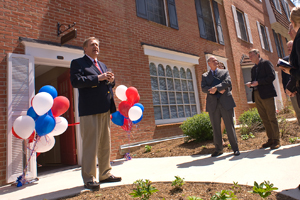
[68, 122, 80, 126]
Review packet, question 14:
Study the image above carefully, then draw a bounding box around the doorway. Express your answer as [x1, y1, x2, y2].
[35, 65, 77, 174]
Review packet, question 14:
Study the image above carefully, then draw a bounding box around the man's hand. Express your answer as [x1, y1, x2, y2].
[107, 72, 114, 82]
[286, 89, 297, 97]
[208, 87, 217, 94]
[251, 81, 258, 87]
[245, 82, 252, 88]
[98, 72, 113, 81]
[219, 89, 226, 94]
[279, 66, 291, 75]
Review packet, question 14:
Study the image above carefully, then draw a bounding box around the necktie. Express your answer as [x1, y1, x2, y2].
[94, 60, 103, 73]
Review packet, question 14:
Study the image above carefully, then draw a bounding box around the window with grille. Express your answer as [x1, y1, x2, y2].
[236, 10, 248, 42]
[149, 63, 198, 122]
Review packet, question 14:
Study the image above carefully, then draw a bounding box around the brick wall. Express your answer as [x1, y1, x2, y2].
[0, 0, 292, 186]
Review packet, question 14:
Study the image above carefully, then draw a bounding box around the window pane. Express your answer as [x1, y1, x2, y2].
[146, 0, 166, 25]
[166, 65, 173, 77]
[175, 79, 181, 91]
[173, 67, 180, 78]
[185, 105, 191, 117]
[236, 10, 248, 41]
[167, 78, 174, 90]
[158, 64, 165, 76]
[154, 106, 162, 120]
[182, 80, 188, 91]
[201, 0, 216, 42]
[169, 92, 176, 104]
[170, 106, 177, 118]
[260, 25, 270, 51]
[188, 80, 194, 91]
[176, 92, 183, 104]
[186, 69, 192, 79]
[160, 91, 168, 104]
[191, 105, 197, 116]
[178, 105, 184, 117]
[183, 92, 189, 104]
[152, 91, 160, 105]
[189, 92, 196, 104]
[151, 77, 158, 90]
[162, 106, 170, 119]
[159, 77, 167, 90]
[180, 68, 186, 78]
[150, 63, 157, 76]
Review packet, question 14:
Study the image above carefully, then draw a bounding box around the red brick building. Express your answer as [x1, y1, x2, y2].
[0, 0, 294, 186]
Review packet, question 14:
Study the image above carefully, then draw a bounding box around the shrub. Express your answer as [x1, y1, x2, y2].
[239, 108, 263, 135]
[171, 176, 185, 189]
[180, 112, 213, 142]
[249, 181, 278, 199]
[129, 179, 159, 200]
[144, 145, 152, 153]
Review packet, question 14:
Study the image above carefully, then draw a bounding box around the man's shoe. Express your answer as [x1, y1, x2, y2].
[211, 151, 223, 157]
[100, 175, 122, 183]
[233, 150, 240, 156]
[84, 181, 100, 190]
[270, 140, 281, 149]
[262, 139, 273, 148]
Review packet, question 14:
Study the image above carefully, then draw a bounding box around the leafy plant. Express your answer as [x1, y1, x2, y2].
[187, 196, 203, 200]
[239, 108, 263, 135]
[227, 144, 231, 149]
[180, 112, 213, 142]
[211, 190, 237, 200]
[231, 181, 241, 193]
[249, 181, 278, 199]
[129, 179, 159, 200]
[172, 176, 185, 189]
[249, 133, 255, 138]
[241, 134, 249, 140]
[144, 145, 152, 153]
[202, 145, 207, 149]
[289, 137, 297, 143]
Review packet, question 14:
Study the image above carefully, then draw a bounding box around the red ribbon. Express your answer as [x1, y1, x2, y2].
[68, 122, 80, 126]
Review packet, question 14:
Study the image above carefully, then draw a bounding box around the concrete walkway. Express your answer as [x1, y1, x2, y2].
[1, 143, 300, 199]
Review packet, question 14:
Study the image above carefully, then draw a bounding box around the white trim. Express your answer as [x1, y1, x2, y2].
[265, 26, 273, 53]
[232, 5, 241, 39]
[73, 88, 82, 165]
[266, 0, 277, 24]
[257, 21, 265, 49]
[143, 45, 200, 64]
[244, 13, 253, 44]
[163, 0, 169, 27]
[273, 0, 282, 13]
[274, 71, 283, 110]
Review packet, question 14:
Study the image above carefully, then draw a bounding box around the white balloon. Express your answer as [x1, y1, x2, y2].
[36, 135, 55, 153]
[32, 92, 54, 116]
[13, 116, 35, 139]
[48, 117, 68, 137]
[128, 106, 143, 121]
[116, 85, 127, 101]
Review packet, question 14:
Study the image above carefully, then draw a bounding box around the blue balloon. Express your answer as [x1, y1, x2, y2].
[47, 109, 53, 117]
[35, 114, 56, 136]
[39, 85, 58, 99]
[111, 111, 125, 126]
[133, 103, 144, 112]
[27, 107, 39, 121]
[132, 114, 143, 124]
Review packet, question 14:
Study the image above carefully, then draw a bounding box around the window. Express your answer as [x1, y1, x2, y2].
[232, 5, 253, 43]
[282, 0, 291, 21]
[136, 0, 179, 29]
[195, 0, 224, 45]
[273, 0, 282, 13]
[150, 63, 198, 123]
[273, 30, 285, 58]
[257, 22, 273, 52]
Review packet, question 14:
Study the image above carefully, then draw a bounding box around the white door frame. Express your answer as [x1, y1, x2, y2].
[21, 41, 84, 165]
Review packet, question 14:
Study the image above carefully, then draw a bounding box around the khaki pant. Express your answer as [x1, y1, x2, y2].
[80, 111, 112, 184]
[254, 90, 280, 140]
[290, 95, 300, 124]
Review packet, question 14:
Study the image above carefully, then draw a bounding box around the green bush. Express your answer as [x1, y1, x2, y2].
[180, 112, 213, 142]
[239, 108, 263, 135]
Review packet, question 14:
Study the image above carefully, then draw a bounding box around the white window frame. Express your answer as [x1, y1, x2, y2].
[273, 0, 282, 13]
[143, 45, 200, 125]
[232, 5, 253, 44]
[257, 21, 273, 53]
[281, 0, 290, 21]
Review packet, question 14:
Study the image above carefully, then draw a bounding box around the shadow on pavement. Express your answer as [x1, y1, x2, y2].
[272, 145, 300, 159]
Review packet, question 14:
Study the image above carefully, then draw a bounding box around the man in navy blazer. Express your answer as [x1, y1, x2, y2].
[70, 37, 121, 190]
[201, 56, 240, 157]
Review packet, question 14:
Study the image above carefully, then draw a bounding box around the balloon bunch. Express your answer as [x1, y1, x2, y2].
[111, 85, 144, 131]
[12, 85, 70, 187]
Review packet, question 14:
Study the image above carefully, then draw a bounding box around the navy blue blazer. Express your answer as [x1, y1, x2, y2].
[70, 55, 116, 116]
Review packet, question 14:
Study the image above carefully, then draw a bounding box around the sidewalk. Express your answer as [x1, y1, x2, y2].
[1, 143, 300, 200]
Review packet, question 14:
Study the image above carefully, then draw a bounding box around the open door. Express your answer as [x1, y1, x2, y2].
[7, 53, 36, 183]
[57, 69, 77, 165]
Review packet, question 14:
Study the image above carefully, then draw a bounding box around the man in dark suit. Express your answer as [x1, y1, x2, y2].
[281, 40, 300, 124]
[246, 49, 280, 149]
[70, 37, 121, 191]
[201, 56, 240, 157]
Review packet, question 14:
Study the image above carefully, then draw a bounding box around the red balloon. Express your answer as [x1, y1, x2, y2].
[12, 127, 22, 139]
[122, 118, 132, 132]
[126, 87, 140, 104]
[51, 96, 70, 117]
[28, 131, 36, 143]
[118, 101, 132, 118]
